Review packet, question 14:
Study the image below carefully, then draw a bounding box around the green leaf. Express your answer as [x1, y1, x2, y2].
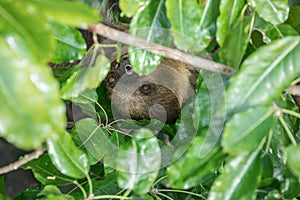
[72, 89, 98, 119]
[0, 0, 55, 62]
[217, 0, 247, 47]
[0, 38, 65, 150]
[222, 106, 274, 155]
[286, 145, 300, 178]
[25, 0, 101, 28]
[117, 129, 161, 195]
[61, 53, 110, 100]
[119, 0, 149, 17]
[0, 194, 11, 200]
[266, 24, 299, 41]
[129, 0, 171, 75]
[47, 131, 89, 179]
[262, 190, 281, 200]
[75, 118, 110, 165]
[193, 70, 225, 129]
[50, 23, 86, 63]
[197, 0, 221, 51]
[70, 173, 122, 199]
[247, 0, 289, 25]
[167, 135, 224, 189]
[104, 131, 126, 174]
[192, 71, 226, 158]
[14, 185, 44, 200]
[219, 14, 254, 69]
[0, 176, 4, 194]
[38, 185, 74, 200]
[280, 169, 300, 199]
[286, 6, 300, 34]
[23, 154, 74, 186]
[225, 36, 300, 116]
[208, 151, 262, 200]
[166, 0, 203, 51]
[166, 0, 220, 52]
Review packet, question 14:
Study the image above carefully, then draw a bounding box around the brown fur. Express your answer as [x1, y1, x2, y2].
[105, 55, 198, 123]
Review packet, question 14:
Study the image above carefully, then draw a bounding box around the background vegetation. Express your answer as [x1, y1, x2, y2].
[1, 0, 300, 199]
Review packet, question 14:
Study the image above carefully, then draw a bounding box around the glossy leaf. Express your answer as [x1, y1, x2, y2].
[167, 135, 224, 189]
[61, 53, 110, 100]
[217, 0, 247, 47]
[71, 89, 98, 120]
[0, 1, 54, 62]
[193, 72, 226, 158]
[208, 151, 262, 200]
[75, 118, 110, 164]
[263, 190, 281, 200]
[219, 14, 254, 69]
[166, 0, 203, 51]
[129, 0, 171, 75]
[193, 70, 225, 130]
[280, 170, 300, 199]
[38, 185, 74, 200]
[117, 129, 161, 195]
[23, 154, 74, 186]
[0, 38, 65, 150]
[47, 131, 89, 179]
[225, 36, 300, 116]
[247, 0, 289, 25]
[119, 0, 148, 17]
[196, 0, 221, 51]
[25, 0, 101, 28]
[266, 24, 299, 41]
[222, 106, 274, 155]
[286, 145, 300, 178]
[50, 23, 86, 63]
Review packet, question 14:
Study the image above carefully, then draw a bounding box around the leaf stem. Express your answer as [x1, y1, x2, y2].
[273, 25, 284, 38]
[86, 173, 93, 196]
[261, 130, 273, 158]
[73, 180, 87, 199]
[153, 175, 167, 186]
[156, 192, 173, 200]
[108, 119, 126, 126]
[107, 126, 133, 137]
[79, 93, 109, 127]
[278, 115, 297, 145]
[123, 189, 132, 198]
[280, 108, 300, 119]
[92, 195, 130, 199]
[291, 77, 300, 86]
[158, 189, 206, 199]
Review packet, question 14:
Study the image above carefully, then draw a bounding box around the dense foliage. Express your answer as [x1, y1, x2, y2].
[1, 0, 300, 199]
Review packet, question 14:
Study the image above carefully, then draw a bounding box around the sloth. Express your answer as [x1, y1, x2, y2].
[105, 55, 198, 123]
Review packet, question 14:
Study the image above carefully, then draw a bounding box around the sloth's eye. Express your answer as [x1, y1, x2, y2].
[107, 74, 116, 87]
[140, 83, 152, 94]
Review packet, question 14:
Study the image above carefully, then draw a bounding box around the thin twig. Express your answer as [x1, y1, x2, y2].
[0, 146, 46, 175]
[87, 23, 236, 76]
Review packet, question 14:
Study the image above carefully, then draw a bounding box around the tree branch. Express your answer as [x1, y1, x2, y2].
[0, 146, 46, 175]
[87, 23, 236, 76]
